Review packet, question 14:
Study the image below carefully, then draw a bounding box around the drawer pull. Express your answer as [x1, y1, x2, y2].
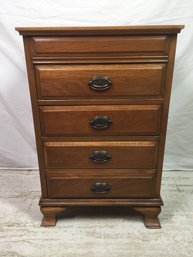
[90, 115, 112, 129]
[91, 182, 111, 194]
[89, 76, 112, 91]
[90, 150, 111, 163]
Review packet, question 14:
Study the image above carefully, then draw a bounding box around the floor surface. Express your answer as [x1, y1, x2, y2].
[0, 170, 193, 257]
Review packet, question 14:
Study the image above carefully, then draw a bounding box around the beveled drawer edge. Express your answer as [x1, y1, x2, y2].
[44, 141, 157, 147]
[32, 56, 169, 64]
[41, 135, 160, 142]
[39, 104, 161, 111]
[45, 169, 157, 176]
[37, 99, 165, 106]
[47, 173, 155, 178]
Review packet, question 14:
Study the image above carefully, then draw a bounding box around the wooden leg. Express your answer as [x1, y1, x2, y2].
[132, 207, 161, 229]
[40, 207, 66, 227]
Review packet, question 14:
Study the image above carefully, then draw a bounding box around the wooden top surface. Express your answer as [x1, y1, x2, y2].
[16, 25, 184, 36]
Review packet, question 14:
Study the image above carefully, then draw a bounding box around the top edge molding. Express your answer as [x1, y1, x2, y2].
[16, 25, 184, 36]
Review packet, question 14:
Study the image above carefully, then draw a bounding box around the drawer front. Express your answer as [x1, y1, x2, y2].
[47, 174, 155, 198]
[44, 141, 158, 169]
[39, 105, 161, 136]
[32, 36, 168, 55]
[35, 64, 166, 98]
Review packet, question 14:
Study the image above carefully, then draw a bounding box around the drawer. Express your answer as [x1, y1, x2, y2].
[44, 141, 158, 169]
[35, 64, 166, 98]
[46, 174, 155, 198]
[39, 105, 161, 136]
[32, 36, 168, 55]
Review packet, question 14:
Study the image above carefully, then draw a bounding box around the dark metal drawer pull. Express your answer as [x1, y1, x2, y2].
[91, 182, 111, 194]
[90, 150, 111, 163]
[90, 115, 112, 129]
[89, 76, 112, 91]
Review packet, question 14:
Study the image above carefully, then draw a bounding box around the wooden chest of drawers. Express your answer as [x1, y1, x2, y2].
[16, 25, 184, 228]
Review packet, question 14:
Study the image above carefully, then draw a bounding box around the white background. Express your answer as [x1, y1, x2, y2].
[0, 0, 192, 170]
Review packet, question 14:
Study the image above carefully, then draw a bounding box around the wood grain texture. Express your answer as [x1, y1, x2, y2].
[154, 35, 178, 196]
[45, 168, 156, 176]
[35, 64, 166, 98]
[44, 141, 158, 169]
[37, 98, 164, 106]
[42, 135, 160, 142]
[40, 206, 66, 226]
[15, 25, 184, 36]
[133, 206, 161, 229]
[39, 105, 161, 136]
[39, 197, 163, 206]
[32, 36, 168, 55]
[33, 56, 169, 64]
[46, 174, 155, 199]
[22, 38, 48, 197]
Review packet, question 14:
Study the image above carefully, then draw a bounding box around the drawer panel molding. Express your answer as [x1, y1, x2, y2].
[39, 105, 161, 136]
[44, 141, 158, 169]
[35, 64, 166, 98]
[47, 174, 155, 199]
[32, 36, 168, 55]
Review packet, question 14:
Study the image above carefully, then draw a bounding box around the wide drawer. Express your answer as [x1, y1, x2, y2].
[39, 105, 161, 136]
[44, 141, 158, 169]
[32, 36, 168, 55]
[35, 64, 166, 98]
[46, 173, 155, 198]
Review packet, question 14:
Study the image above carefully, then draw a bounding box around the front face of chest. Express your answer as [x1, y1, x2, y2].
[16, 25, 183, 228]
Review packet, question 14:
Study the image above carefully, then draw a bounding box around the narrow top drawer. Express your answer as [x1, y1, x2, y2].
[32, 36, 168, 56]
